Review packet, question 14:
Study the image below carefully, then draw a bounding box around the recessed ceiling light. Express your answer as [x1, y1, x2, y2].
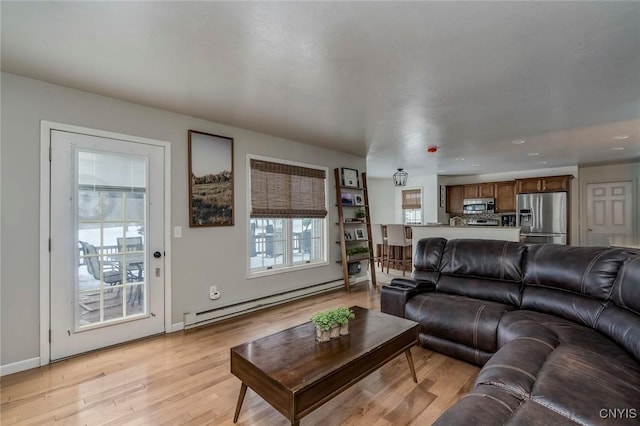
[455, 157, 465, 160]
[437, 169, 446, 173]
[612, 135, 629, 140]
[528, 152, 540, 156]
[512, 140, 526, 144]
[538, 161, 548, 164]
[472, 164, 480, 167]
[611, 147, 625, 151]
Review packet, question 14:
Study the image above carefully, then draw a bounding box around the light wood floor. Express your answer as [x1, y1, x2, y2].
[1, 281, 479, 426]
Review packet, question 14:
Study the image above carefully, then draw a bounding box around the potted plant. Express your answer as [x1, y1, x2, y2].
[355, 208, 366, 220]
[345, 246, 369, 260]
[333, 306, 355, 335]
[311, 306, 355, 342]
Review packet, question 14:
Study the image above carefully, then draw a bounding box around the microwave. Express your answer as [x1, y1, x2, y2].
[463, 198, 495, 214]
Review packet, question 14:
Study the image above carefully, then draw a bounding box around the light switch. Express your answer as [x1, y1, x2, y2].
[173, 226, 182, 238]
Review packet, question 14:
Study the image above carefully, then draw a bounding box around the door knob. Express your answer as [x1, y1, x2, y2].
[153, 251, 162, 258]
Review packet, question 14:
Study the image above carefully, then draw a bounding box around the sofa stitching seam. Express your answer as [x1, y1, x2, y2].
[529, 398, 588, 426]
[580, 251, 605, 295]
[476, 380, 530, 400]
[511, 336, 556, 351]
[473, 304, 485, 353]
[482, 364, 537, 381]
[461, 392, 516, 414]
[592, 301, 608, 329]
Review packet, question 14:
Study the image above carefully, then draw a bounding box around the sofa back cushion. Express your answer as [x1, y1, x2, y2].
[437, 239, 526, 306]
[596, 255, 640, 361]
[610, 254, 640, 313]
[522, 244, 633, 327]
[412, 237, 447, 284]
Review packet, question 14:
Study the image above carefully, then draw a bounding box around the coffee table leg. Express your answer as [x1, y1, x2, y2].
[405, 349, 418, 383]
[233, 383, 248, 423]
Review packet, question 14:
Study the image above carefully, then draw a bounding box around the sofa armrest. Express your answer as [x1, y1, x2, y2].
[389, 277, 436, 290]
[381, 279, 435, 318]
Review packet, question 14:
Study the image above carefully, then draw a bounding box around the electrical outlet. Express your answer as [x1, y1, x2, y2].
[209, 286, 221, 300]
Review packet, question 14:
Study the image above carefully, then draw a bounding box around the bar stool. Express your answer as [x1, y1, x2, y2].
[386, 224, 412, 276]
[370, 224, 387, 269]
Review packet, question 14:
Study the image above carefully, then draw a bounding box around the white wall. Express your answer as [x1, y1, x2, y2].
[0, 72, 365, 367]
[367, 177, 395, 224]
[369, 175, 441, 225]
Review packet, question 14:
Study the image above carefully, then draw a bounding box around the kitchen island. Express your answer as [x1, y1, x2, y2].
[412, 225, 521, 242]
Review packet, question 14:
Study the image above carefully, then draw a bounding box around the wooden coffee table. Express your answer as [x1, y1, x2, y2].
[230, 306, 419, 425]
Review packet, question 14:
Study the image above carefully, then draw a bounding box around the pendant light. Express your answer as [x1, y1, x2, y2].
[393, 168, 408, 187]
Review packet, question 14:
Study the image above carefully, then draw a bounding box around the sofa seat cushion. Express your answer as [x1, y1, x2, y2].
[530, 344, 640, 425]
[505, 400, 582, 425]
[498, 310, 640, 371]
[447, 312, 640, 425]
[406, 293, 515, 355]
[435, 386, 583, 426]
[475, 333, 555, 399]
[419, 334, 493, 366]
[433, 384, 523, 425]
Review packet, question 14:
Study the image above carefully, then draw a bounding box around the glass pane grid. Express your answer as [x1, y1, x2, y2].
[250, 218, 325, 272]
[76, 150, 147, 330]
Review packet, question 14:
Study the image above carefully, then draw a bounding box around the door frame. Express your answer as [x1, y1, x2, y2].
[39, 120, 172, 366]
[580, 177, 637, 246]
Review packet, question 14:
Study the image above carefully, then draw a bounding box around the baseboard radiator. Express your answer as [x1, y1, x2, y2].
[183, 277, 364, 329]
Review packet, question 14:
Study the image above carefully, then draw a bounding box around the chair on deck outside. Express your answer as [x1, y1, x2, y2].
[79, 241, 123, 286]
[117, 236, 143, 252]
[385, 224, 412, 276]
[117, 237, 145, 282]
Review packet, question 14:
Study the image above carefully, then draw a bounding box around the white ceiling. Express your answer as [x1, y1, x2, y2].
[2, 1, 639, 178]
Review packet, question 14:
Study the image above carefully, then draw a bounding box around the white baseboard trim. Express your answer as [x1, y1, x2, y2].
[170, 322, 185, 333]
[184, 279, 350, 329]
[1, 356, 40, 377]
[354, 275, 370, 283]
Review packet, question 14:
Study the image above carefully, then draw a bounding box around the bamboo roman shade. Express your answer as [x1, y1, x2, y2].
[402, 189, 422, 209]
[250, 159, 327, 218]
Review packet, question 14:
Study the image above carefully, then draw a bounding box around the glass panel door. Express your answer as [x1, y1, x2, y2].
[50, 127, 165, 361]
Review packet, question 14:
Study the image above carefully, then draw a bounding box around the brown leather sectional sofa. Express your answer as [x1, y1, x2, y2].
[381, 238, 640, 425]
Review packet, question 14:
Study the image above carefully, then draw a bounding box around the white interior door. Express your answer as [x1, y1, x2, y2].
[50, 129, 166, 360]
[586, 181, 633, 247]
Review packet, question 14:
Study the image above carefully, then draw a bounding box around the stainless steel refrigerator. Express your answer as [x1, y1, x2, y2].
[516, 192, 567, 244]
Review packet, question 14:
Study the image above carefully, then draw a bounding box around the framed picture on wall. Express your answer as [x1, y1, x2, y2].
[341, 167, 360, 187]
[354, 194, 364, 205]
[188, 130, 234, 227]
[341, 191, 354, 205]
[354, 228, 366, 240]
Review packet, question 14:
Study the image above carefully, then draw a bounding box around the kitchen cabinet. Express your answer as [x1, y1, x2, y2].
[463, 185, 478, 199]
[446, 185, 464, 214]
[461, 183, 495, 199]
[516, 175, 572, 193]
[445, 175, 572, 217]
[478, 183, 496, 198]
[495, 181, 516, 212]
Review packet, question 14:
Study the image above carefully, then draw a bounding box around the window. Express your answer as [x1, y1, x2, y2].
[248, 157, 327, 274]
[402, 188, 422, 225]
